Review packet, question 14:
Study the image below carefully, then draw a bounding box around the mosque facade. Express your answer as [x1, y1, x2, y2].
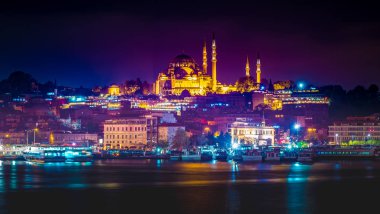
[153, 34, 262, 96]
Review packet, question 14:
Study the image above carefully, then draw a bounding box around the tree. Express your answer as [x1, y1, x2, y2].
[0, 71, 37, 95]
[171, 129, 189, 150]
[180, 89, 191, 98]
[235, 76, 257, 93]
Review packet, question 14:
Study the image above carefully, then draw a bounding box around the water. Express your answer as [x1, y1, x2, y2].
[1, 160, 379, 214]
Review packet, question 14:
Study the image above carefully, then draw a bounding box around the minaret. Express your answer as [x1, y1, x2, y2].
[212, 33, 217, 92]
[202, 41, 208, 74]
[245, 56, 250, 77]
[256, 53, 261, 84]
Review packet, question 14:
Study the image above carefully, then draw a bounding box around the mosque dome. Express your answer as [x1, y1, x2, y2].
[168, 54, 201, 78]
[170, 54, 196, 65]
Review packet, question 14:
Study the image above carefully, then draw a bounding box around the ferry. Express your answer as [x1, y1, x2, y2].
[314, 146, 375, 160]
[264, 148, 281, 161]
[200, 149, 213, 161]
[213, 150, 228, 161]
[0, 145, 26, 160]
[280, 150, 298, 162]
[297, 149, 314, 162]
[181, 150, 201, 161]
[23, 146, 66, 163]
[169, 150, 182, 161]
[242, 149, 263, 162]
[229, 150, 243, 162]
[65, 147, 93, 162]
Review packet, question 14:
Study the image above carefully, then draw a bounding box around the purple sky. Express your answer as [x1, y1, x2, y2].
[0, 0, 379, 89]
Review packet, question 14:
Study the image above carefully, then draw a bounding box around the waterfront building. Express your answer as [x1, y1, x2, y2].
[103, 118, 147, 149]
[228, 118, 275, 146]
[0, 132, 25, 144]
[329, 121, 380, 144]
[51, 132, 98, 145]
[145, 115, 159, 145]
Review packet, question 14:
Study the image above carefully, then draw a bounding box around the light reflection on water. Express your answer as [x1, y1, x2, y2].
[0, 160, 379, 192]
[2, 160, 380, 213]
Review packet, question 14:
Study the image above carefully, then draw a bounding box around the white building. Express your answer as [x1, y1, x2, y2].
[329, 122, 380, 144]
[228, 118, 275, 146]
[103, 118, 147, 149]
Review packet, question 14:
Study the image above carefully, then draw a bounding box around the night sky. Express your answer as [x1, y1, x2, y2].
[1, 0, 379, 88]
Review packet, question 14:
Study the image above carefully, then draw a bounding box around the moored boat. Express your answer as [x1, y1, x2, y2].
[314, 146, 375, 160]
[280, 150, 298, 162]
[65, 147, 93, 162]
[0, 145, 26, 160]
[181, 150, 201, 161]
[201, 150, 213, 161]
[23, 146, 66, 163]
[242, 149, 263, 162]
[264, 148, 281, 161]
[169, 150, 182, 160]
[297, 149, 314, 162]
[213, 150, 228, 161]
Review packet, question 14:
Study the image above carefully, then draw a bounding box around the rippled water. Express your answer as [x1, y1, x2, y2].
[1, 160, 379, 214]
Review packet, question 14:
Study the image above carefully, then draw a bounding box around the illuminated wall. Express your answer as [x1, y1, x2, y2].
[103, 118, 147, 150]
[108, 85, 121, 96]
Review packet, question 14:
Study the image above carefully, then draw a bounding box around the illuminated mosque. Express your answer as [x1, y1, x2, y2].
[154, 35, 238, 96]
[153, 34, 263, 96]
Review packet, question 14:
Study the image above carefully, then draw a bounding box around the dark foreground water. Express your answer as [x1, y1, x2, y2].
[1, 160, 380, 214]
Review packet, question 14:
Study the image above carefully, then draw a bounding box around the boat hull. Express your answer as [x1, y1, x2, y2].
[181, 155, 201, 161]
[24, 156, 66, 163]
[242, 155, 263, 161]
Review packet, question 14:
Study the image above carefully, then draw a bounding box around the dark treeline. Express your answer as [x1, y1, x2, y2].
[0, 71, 55, 96]
[0, 71, 95, 96]
[320, 84, 380, 120]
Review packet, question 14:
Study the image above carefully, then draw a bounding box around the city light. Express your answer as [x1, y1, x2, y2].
[294, 124, 301, 130]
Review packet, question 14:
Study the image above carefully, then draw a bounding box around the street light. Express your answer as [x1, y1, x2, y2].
[294, 124, 301, 130]
[33, 128, 39, 144]
[298, 82, 305, 90]
[293, 124, 301, 141]
[367, 133, 371, 143]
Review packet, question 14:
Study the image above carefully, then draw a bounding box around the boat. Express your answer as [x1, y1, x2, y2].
[264, 148, 281, 161]
[280, 150, 298, 162]
[65, 147, 93, 162]
[213, 150, 228, 161]
[0, 145, 26, 160]
[229, 149, 243, 162]
[181, 150, 201, 161]
[242, 149, 263, 162]
[201, 150, 213, 161]
[23, 146, 66, 163]
[314, 146, 375, 160]
[169, 150, 182, 161]
[119, 149, 145, 159]
[297, 149, 314, 162]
